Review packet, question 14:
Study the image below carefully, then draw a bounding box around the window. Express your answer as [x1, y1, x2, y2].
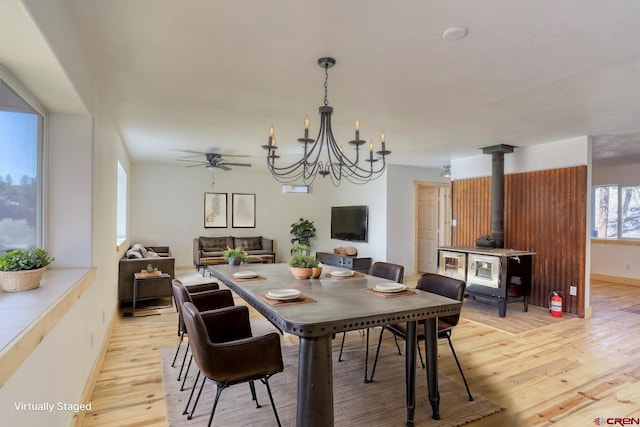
[116, 160, 127, 245]
[592, 185, 640, 239]
[0, 73, 45, 252]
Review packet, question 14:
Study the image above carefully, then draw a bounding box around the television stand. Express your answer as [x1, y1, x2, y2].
[316, 252, 372, 273]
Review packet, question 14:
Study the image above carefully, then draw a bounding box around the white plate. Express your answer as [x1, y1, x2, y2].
[374, 283, 406, 293]
[233, 271, 258, 279]
[266, 289, 301, 300]
[329, 270, 355, 277]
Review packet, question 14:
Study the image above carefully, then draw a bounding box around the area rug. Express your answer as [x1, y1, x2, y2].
[161, 342, 502, 426]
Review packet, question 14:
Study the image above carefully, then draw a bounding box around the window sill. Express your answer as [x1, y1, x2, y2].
[591, 239, 640, 247]
[0, 267, 96, 387]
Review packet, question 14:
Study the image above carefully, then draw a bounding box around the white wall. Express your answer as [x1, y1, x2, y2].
[386, 164, 448, 276]
[591, 162, 640, 280]
[0, 2, 124, 425]
[451, 136, 591, 179]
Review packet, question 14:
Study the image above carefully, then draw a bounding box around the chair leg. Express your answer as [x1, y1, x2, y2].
[183, 370, 200, 415]
[338, 332, 346, 362]
[393, 335, 402, 355]
[447, 334, 474, 401]
[416, 341, 426, 369]
[368, 326, 386, 382]
[261, 377, 282, 427]
[188, 375, 207, 420]
[171, 331, 184, 367]
[249, 380, 261, 408]
[180, 355, 193, 391]
[207, 384, 228, 427]
[177, 342, 190, 381]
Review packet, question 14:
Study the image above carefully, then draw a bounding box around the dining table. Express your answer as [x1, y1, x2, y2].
[208, 262, 462, 427]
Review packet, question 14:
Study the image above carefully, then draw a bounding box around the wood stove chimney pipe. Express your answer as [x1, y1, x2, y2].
[481, 144, 514, 248]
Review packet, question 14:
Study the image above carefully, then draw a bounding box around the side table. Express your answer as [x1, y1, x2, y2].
[132, 272, 172, 316]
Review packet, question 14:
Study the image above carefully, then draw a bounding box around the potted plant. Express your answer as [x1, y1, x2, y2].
[222, 247, 248, 266]
[291, 243, 310, 256]
[290, 218, 317, 247]
[289, 254, 319, 279]
[0, 248, 54, 292]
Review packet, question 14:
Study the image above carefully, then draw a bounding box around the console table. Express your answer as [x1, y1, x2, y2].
[316, 251, 372, 273]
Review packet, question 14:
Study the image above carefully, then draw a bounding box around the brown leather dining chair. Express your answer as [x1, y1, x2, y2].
[368, 272, 473, 401]
[338, 261, 404, 383]
[171, 280, 222, 374]
[182, 301, 285, 426]
[171, 279, 234, 391]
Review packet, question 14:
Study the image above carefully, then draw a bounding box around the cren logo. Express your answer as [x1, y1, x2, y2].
[594, 418, 640, 425]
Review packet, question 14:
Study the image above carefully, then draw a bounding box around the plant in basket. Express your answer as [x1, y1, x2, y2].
[0, 248, 54, 292]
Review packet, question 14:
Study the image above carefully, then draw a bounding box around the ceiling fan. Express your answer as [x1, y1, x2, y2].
[176, 151, 252, 171]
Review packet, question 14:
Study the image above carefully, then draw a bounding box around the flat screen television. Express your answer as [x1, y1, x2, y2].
[331, 205, 368, 242]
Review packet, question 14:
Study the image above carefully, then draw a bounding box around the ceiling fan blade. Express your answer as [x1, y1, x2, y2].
[176, 158, 207, 163]
[215, 164, 232, 171]
[219, 153, 250, 158]
[186, 163, 205, 168]
[222, 162, 252, 167]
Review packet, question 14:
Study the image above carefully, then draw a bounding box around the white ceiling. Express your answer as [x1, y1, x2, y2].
[7, 1, 640, 170]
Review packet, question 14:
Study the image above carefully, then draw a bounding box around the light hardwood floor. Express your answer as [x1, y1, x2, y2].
[82, 274, 640, 426]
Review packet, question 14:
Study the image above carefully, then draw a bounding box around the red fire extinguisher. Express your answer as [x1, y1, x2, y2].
[550, 292, 563, 317]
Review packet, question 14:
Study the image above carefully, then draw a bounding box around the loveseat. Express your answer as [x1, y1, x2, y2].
[118, 244, 175, 304]
[193, 236, 276, 271]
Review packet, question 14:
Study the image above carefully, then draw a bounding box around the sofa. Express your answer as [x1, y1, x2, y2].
[193, 236, 276, 271]
[118, 244, 175, 304]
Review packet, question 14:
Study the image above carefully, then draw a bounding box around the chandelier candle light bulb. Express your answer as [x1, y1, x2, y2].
[262, 56, 391, 185]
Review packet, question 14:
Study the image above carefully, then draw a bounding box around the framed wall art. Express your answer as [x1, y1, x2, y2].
[204, 192, 227, 228]
[232, 193, 255, 228]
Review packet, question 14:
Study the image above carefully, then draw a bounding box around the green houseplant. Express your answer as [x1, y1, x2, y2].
[289, 254, 319, 279]
[222, 247, 248, 266]
[0, 248, 54, 292]
[290, 218, 317, 247]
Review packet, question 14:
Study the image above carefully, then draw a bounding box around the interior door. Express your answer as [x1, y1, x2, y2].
[417, 186, 440, 273]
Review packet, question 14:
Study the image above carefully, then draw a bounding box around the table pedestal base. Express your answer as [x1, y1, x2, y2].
[297, 335, 334, 426]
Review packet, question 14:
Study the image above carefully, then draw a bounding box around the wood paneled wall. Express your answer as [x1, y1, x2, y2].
[452, 166, 587, 317]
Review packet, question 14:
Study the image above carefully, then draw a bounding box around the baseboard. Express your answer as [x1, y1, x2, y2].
[591, 273, 640, 287]
[71, 307, 118, 427]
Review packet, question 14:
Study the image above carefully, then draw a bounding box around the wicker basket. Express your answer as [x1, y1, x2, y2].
[0, 267, 45, 292]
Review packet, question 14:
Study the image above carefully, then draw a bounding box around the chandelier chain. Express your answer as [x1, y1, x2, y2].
[323, 65, 329, 106]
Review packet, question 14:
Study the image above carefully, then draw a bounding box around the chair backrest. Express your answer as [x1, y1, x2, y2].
[181, 301, 217, 377]
[416, 273, 466, 327]
[369, 262, 404, 284]
[171, 279, 187, 333]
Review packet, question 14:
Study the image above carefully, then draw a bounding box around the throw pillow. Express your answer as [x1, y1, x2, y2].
[126, 249, 143, 259]
[235, 236, 262, 251]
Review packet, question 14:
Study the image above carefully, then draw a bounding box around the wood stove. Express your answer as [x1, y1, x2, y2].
[437, 246, 535, 317]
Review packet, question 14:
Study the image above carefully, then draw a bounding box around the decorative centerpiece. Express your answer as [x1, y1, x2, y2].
[223, 247, 248, 266]
[289, 244, 319, 279]
[0, 248, 54, 292]
[289, 255, 319, 279]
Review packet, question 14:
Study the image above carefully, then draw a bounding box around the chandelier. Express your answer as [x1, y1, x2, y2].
[262, 57, 390, 186]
